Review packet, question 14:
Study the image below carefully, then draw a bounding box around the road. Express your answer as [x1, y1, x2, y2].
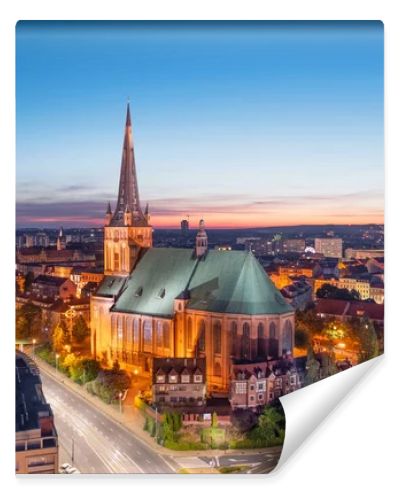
[199, 451, 281, 474]
[40, 370, 178, 474]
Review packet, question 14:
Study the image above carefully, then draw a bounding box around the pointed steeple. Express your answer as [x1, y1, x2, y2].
[126, 102, 131, 127]
[106, 202, 112, 215]
[111, 103, 147, 227]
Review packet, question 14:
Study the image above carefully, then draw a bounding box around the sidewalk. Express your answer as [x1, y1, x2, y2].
[35, 355, 282, 459]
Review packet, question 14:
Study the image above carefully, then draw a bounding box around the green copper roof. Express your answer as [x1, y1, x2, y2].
[111, 248, 293, 317]
[96, 276, 127, 298]
[187, 250, 292, 315]
[112, 248, 198, 317]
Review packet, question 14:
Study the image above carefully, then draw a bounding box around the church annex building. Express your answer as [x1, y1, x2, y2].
[90, 105, 295, 395]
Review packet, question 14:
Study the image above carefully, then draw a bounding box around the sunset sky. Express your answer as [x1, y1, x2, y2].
[16, 21, 384, 229]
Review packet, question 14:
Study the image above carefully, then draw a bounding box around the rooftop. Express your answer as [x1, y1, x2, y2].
[15, 352, 53, 433]
[109, 248, 293, 317]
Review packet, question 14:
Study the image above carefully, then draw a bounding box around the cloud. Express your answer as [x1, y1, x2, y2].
[15, 188, 384, 228]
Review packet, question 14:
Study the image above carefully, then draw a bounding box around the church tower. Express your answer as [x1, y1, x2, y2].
[195, 219, 208, 257]
[104, 104, 152, 276]
[56, 227, 66, 251]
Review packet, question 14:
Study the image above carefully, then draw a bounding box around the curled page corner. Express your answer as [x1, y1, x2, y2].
[275, 355, 384, 471]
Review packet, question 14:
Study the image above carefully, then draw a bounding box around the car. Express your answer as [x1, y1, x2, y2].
[59, 463, 72, 472]
[59, 463, 81, 474]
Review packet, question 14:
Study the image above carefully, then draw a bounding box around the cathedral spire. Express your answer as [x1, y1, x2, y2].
[111, 103, 147, 227]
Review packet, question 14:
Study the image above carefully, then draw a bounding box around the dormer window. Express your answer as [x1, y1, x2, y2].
[181, 374, 190, 383]
[157, 288, 166, 299]
[135, 286, 143, 297]
[194, 374, 203, 383]
[156, 375, 165, 383]
[169, 374, 178, 383]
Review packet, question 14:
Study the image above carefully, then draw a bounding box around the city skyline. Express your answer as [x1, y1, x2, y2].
[16, 21, 384, 229]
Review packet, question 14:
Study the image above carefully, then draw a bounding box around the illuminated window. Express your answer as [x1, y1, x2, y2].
[213, 321, 221, 354]
[187, 317, 193, 349]
[157, 321, 163, 347]
[163, 323, 170, 348]
[197, 320, 206, 353]
[236, 382, 247, 394]
[143, 320, 152, 352]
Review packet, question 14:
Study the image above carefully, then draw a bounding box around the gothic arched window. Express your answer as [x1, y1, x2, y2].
[213, 321, 222, 354]
[143, 320, 152, 352]
[163, 323, 170, 349]
[214, 361, 221, 377]
[241, 322, 251, 359]
[283, 320, 293, 353]
[187, 317, 193, 350]
[269, 321, 279, 358]
[230, 322, 238, 357]
[133, 318, 139, 351]
[257, 322, 267, 358]
[157, 321, 163, 348]
[197, 319, 206, 354]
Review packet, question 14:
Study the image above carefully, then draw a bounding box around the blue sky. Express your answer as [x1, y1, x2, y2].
[16, 21, 384, 228]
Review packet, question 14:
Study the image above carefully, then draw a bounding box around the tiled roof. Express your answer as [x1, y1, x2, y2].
[315, 298, 349, 316]
[152, 357, 206, 384]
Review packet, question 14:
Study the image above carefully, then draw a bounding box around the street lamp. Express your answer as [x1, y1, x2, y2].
[119, 391, 123, 414]
[32, 339, 36, 360]
[55, 353, 60, 374]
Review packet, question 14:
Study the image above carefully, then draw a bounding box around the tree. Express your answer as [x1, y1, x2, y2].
[24, 271, 35, 292]
[250, 406, 285, 446]
[295, 328, 310, 349]
[16, 313, 29, 340]
[349, 317, 379, 363]
[72, 315, 90, 344]
[319, 352, 338, 379]
[52, 322, 69, 352]
[304, 347, 321, 386]
[80, 358, 100, 384]
[316, 284, 361, 301]
[16, 303, 42, 341]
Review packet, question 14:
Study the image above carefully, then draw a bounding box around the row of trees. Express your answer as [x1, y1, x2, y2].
[16, 302, 90, 347]
[295, 308, 380, 385]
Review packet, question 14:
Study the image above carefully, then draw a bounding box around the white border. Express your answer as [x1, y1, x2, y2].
[1, 2, 398, 499]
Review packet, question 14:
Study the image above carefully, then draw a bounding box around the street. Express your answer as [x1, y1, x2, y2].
[38, 360, 282, 475]
[40, 370, 178, 474]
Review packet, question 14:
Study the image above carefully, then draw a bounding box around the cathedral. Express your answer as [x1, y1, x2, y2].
[90, 104, 295, 394]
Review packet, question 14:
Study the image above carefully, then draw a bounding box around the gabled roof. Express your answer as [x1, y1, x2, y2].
[111, 248, 293, 317]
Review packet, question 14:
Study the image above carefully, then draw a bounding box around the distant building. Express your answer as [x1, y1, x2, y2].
[180, 218, 189, 236]
[34, 232, 50, 247]
[281, 278, 313, 311]
[152, 357, 206, 408]
[16, 352, 58, 474]
[214, 244, 232, 251]
[245, 238, 273, 255]
[314, 238, 343, 258]
[32, 275, 77, 300]
[282, 238, 306, 254]
[315, 298, 384, 326]
[345, 248, 384, 259]
[25, 234, 35, 248]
